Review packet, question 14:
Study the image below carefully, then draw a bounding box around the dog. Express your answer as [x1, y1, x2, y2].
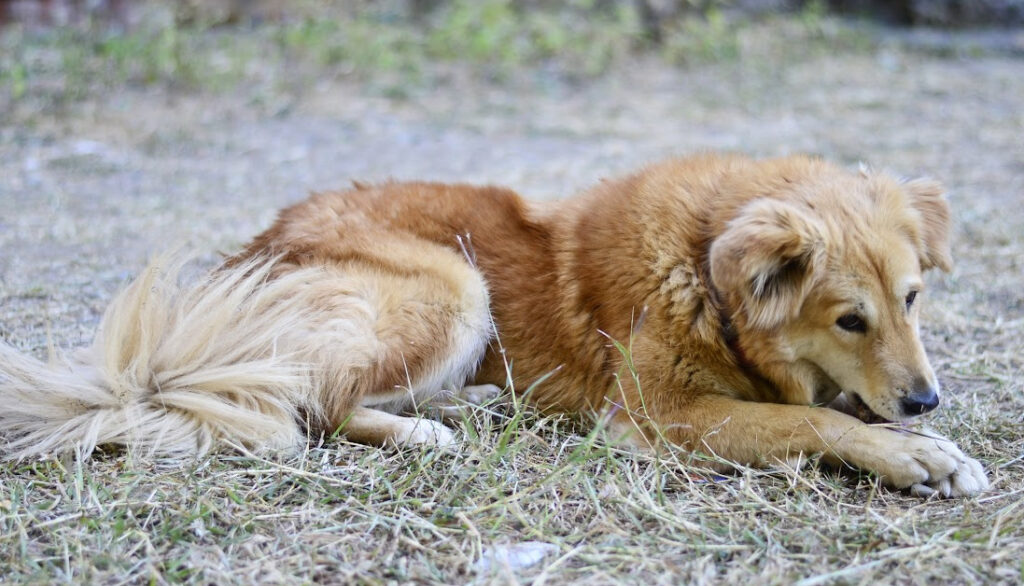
[0, 153, 988, 497]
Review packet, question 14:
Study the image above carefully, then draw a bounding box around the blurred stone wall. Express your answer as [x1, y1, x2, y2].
[828, 0, 1024, 25]
[618, 0, 1024, 31]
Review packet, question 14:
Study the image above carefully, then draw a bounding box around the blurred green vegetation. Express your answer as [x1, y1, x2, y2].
[0, 0, 876, 106]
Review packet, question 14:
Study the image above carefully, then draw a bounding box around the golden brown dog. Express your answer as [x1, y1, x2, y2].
[0, 153, 988, 497]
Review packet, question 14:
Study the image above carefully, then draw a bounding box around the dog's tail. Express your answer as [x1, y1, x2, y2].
[0, 256, 325, 460]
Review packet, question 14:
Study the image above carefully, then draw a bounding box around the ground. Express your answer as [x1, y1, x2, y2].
[1, 12, 1023, 585]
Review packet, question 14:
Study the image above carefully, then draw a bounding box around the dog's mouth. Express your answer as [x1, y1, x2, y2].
[847, 393, 895, 425]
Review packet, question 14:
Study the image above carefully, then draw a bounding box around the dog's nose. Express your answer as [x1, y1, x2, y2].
[900, 379, 940, 416]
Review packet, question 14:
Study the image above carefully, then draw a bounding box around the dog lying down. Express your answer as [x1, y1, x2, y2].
[0, 153, 988, 497]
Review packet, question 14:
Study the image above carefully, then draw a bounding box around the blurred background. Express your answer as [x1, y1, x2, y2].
[3, 1, 1023, 113]
[1, 0, 1022, 345]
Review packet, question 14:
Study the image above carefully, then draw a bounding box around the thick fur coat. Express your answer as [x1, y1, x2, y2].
[0, 154, 988, 497]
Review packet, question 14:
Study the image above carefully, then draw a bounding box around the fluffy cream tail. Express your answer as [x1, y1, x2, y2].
[0, 256, 326, 460]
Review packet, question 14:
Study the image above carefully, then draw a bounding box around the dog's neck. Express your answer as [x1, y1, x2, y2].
[717, 315, 749, 369]
[701, 263, 757, 374]
[700, 266, 786, 403]
[704, 271, 825, 406]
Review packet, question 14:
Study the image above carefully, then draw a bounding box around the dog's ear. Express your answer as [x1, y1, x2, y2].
[902, 178, 953, 272]
[710, 199, 824, 330]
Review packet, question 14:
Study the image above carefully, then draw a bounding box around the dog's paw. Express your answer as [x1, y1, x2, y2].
[392, 418, 457, 448]
[430, 384, 505, 425]
[854, 428, 988, 497]
[459, 383, 503, 405]
[908, 452, 988, 498]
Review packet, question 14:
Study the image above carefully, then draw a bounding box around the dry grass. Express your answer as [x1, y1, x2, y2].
[2, 7, 1024, 585]
[1, 395, 1020, 583]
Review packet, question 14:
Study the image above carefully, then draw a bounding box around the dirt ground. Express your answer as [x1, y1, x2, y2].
[4, 48, 1023, 343]
[1, 21, 1024, 584]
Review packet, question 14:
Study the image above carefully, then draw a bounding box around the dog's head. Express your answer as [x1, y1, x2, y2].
[710, 163, 953, 422]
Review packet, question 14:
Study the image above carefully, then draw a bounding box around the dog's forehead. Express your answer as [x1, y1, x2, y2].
[829, 222, 921, 293]
[811, 185, 922, 291]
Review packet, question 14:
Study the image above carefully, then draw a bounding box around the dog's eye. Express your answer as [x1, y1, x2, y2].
[905, 290, 917, 310]
[835, 314, 867, 333]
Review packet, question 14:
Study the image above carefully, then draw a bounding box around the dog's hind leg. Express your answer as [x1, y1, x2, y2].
[287, 240, 494, 447]
[340, 406, 457, 447]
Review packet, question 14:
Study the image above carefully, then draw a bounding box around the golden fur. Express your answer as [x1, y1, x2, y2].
[0, 153, 987, 496]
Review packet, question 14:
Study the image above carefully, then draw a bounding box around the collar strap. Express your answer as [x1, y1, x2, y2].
[700, 261, 758, 374]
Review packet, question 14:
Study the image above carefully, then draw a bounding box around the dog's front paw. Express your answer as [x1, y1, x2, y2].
[846, 427, 989, 497]
[908, 448, 988, 498]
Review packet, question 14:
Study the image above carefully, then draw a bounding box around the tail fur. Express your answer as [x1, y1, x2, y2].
[0, 256, 327, 460]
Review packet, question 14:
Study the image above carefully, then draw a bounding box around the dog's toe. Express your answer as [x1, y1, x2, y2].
[948, 457, 989, 497]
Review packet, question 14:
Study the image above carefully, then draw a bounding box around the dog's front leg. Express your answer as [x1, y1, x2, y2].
[636, 395, 988, 497]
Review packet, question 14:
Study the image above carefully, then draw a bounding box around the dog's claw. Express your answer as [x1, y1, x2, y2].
[909, 483, 934, 497]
